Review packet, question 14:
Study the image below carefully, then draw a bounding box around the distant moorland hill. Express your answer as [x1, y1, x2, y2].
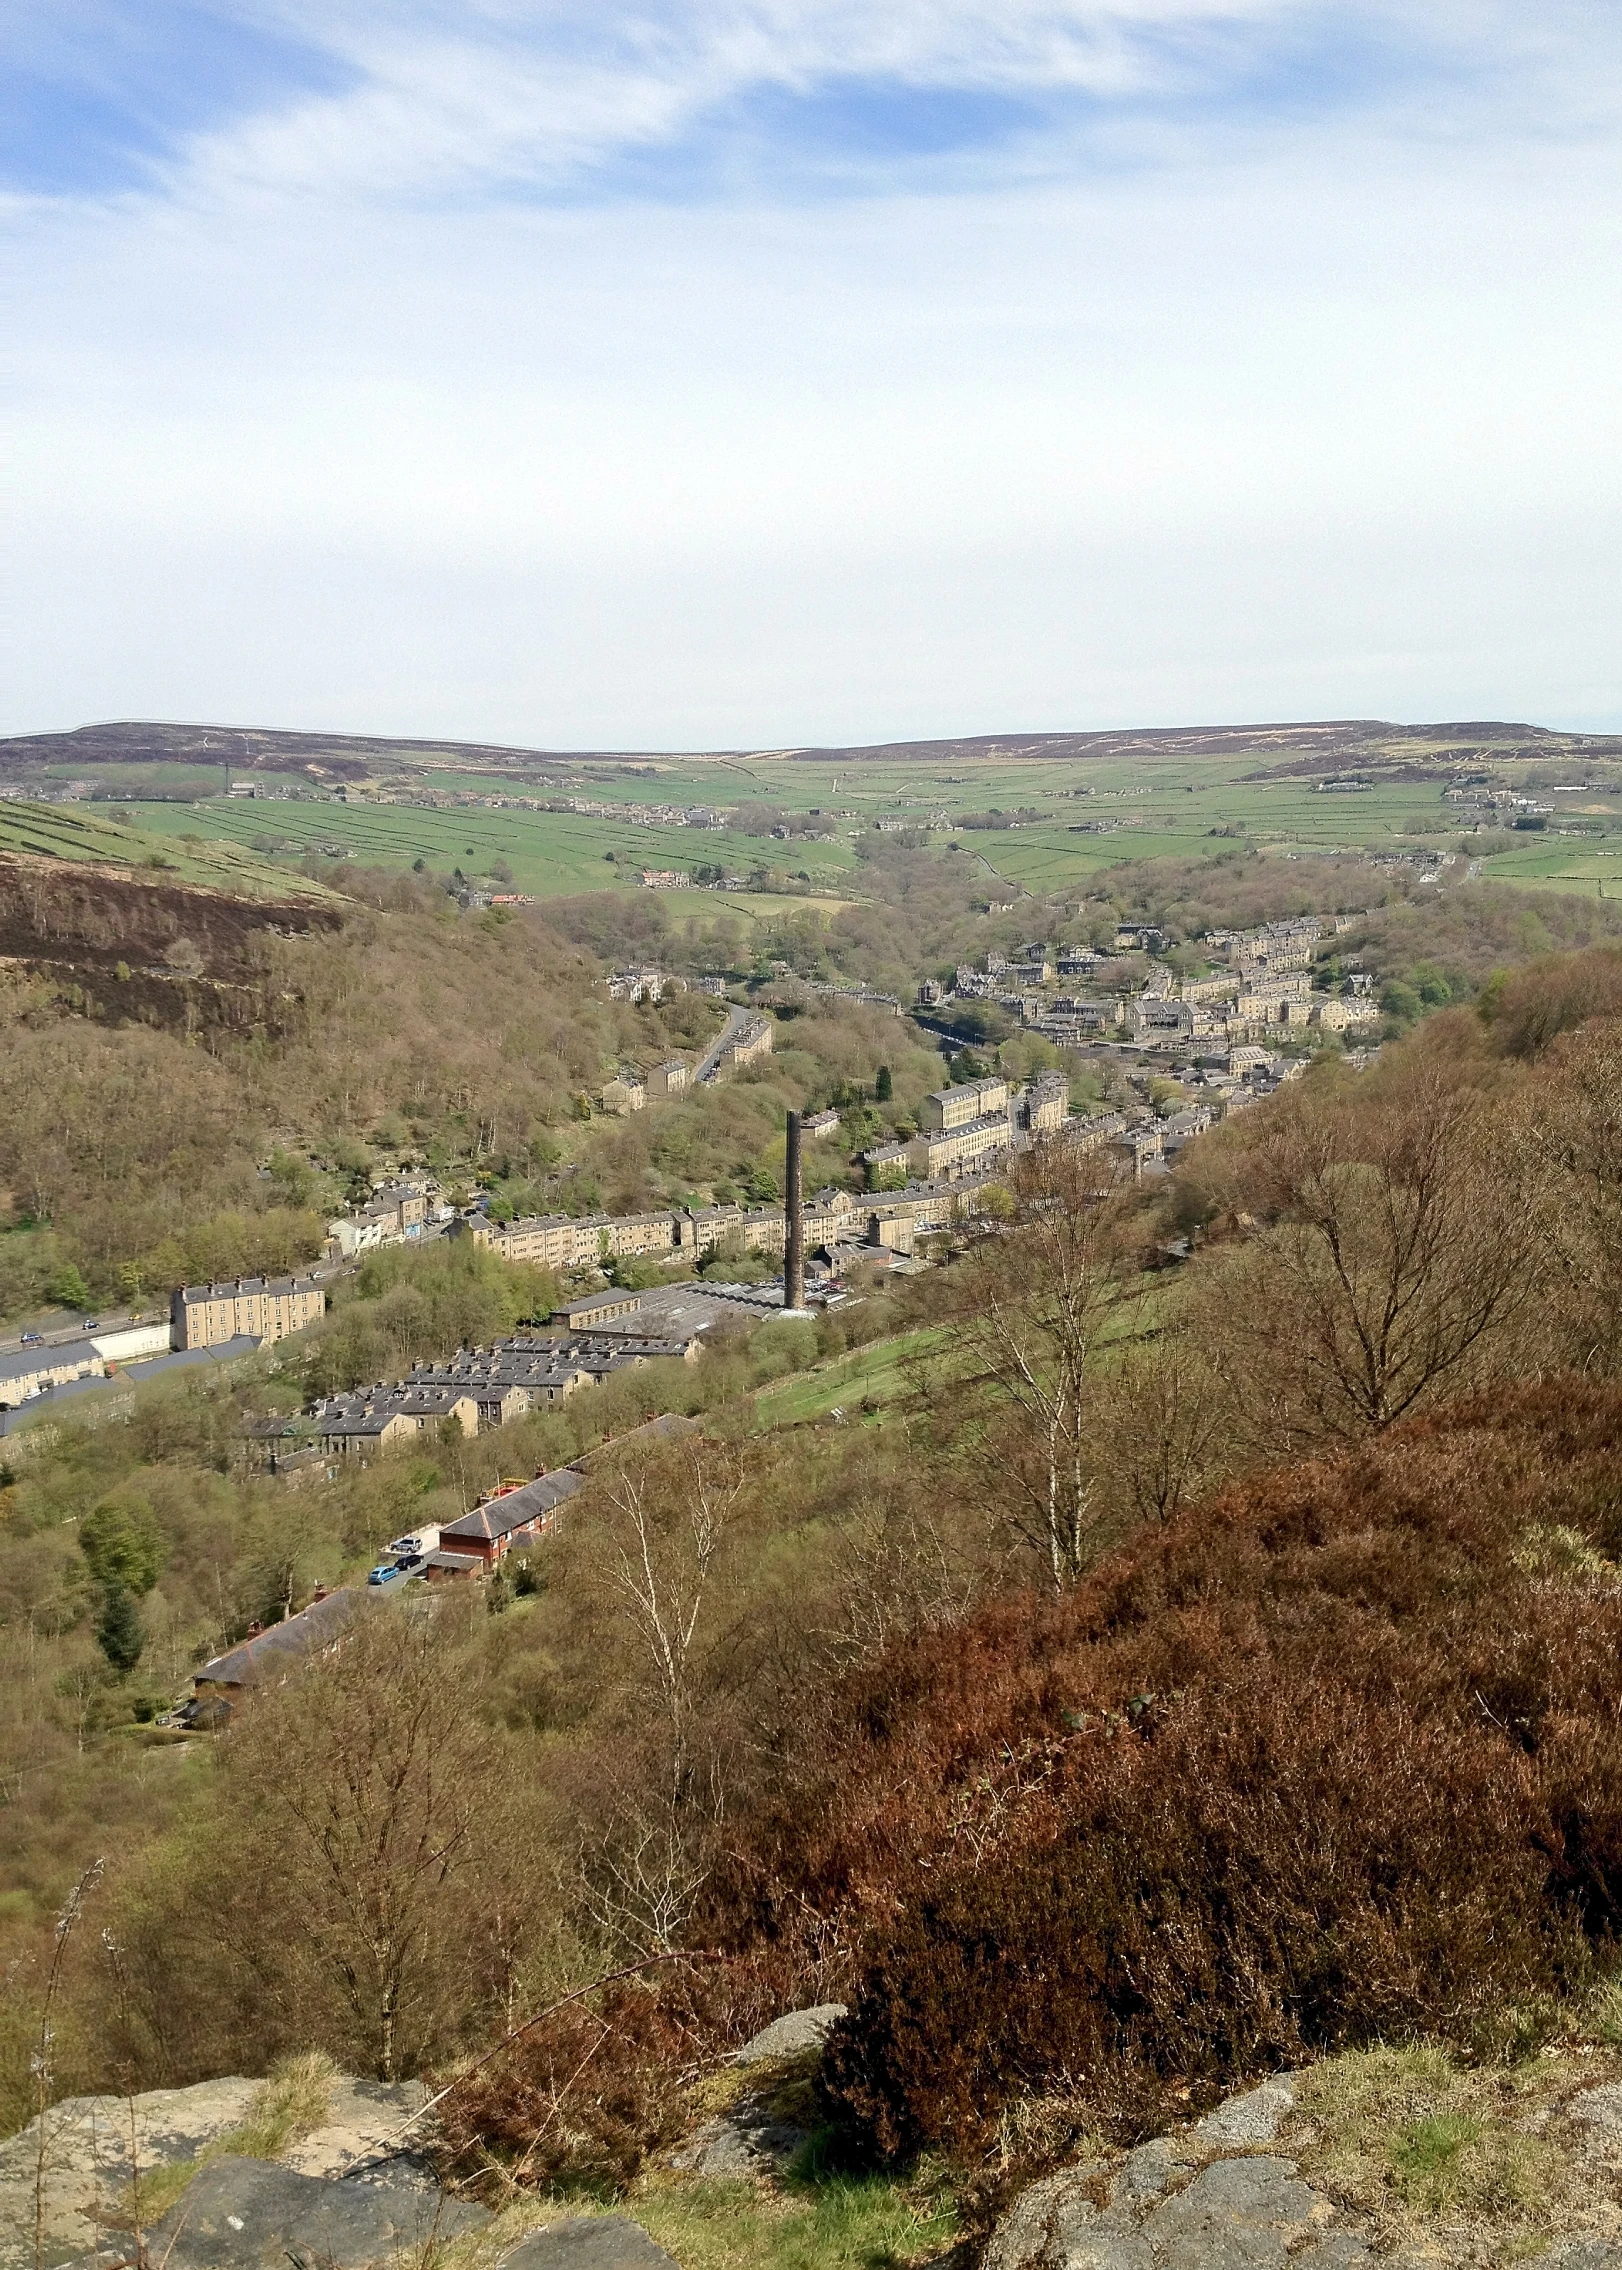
[5, 713, 1619, 784]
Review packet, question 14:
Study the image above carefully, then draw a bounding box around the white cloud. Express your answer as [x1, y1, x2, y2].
[6, 3, 1622, 740]
[49, 0, 1612, 208]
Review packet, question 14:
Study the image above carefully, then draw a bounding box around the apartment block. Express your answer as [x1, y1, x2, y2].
[1019, 1072, 1069, 1136]
[465, 1210, 679, 1270]
[906, 1113, 1013, 1182]
[172, 1274, 327, 1352]
[921, 1076, 1009, 1133]
[721, 1016, 774, 1070]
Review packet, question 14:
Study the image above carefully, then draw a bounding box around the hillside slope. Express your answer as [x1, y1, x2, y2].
[6, 715, 1616, 783]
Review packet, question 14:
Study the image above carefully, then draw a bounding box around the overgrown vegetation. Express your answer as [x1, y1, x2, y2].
[19, 850, 1622, 2247]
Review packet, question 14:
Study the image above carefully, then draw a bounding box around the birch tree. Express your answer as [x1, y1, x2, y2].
[954, 1143, 1126, 1589]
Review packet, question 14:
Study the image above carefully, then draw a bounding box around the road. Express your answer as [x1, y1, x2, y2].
[0, 1333, 267, 1437]
[0, 1305, 164, 1360]
[695, 1003, 752, 1085]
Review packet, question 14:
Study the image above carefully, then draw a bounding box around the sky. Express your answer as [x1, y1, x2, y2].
[5, 2, 1622, 748]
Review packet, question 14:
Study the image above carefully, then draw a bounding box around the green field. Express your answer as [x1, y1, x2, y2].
[21, 725, 1606, 910]
[112, 796, 862, 902]
[0, 800, 339, 900]
[1478, 837, 1622, 899]
[753, 1326, 949, 1427]
[104, 755, 1462, 911]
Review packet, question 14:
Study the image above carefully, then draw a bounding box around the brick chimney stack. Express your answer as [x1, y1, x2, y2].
[785, 1110, 805, 1312]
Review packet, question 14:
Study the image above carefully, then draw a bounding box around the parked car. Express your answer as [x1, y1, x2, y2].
[82, 1319, 100, 1330]
[366, 1564, 398, 1587]
[19, 1332, 42, 1345]
[387, 1535, 423, 1557]
[393, 1553, 425, 1573]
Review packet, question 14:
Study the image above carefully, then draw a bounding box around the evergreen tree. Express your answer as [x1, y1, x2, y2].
[875, 1064, 893, 1101]
[96, 1583, 145, 1674]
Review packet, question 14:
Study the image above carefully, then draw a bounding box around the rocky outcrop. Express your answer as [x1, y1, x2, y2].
[0, 2073, 443, 2270]
[499, 2220, 678, 2270]
[985, 2070, 1622, 2270]
[670, 2003, 849, 2179]
[734, 2004, 848, 2066]
[984, 2104, 1354, 2270]
[141, 2155, 486, 2270]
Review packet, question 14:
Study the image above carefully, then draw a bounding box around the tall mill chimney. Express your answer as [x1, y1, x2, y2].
[784, 1109, 805, 1312]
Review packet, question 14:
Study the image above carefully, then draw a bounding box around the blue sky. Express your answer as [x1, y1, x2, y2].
[5, 3, 1622, 741]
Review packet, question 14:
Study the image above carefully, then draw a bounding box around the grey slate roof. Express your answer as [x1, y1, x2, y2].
[438, 1468, 583, 1545]
[197, 1588, 366, 1690]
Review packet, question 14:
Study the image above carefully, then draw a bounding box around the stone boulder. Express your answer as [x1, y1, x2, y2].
[141, 2155, 486, 2270]
[498, 2218, 678, 2270]
[735, 2005, 849, 2064]
[984, 2081, 1370, 2270]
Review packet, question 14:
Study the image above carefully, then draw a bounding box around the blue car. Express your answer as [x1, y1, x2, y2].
[366, 1564, 398, 1587]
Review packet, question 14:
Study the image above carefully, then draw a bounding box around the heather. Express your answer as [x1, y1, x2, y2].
[16, 927, 1622, 2214]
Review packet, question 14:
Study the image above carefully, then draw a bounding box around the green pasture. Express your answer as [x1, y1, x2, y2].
[39, 723, 1563, 910]
[753, 1276, 1166, 1435]
[111, 798, 861, 902]
[967, 774, 1453, 892]
[0, 800, 338, 900]
[1479, 835, 1622, 899]
[753, 1325, 950, 1427]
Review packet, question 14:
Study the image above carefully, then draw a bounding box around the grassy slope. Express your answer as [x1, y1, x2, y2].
[752, 1326, 948, 1426]
[0, 800, 340, 902]
[44, 733, 1497, 909]
[1480, 835, 1622, 898]
[118, 797, 862, 901]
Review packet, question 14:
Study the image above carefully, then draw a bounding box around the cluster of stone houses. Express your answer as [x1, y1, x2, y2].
[601, 1057, 693, 1114]
[466, 1172, 1003, 1286]
[597, 1004, 771, 1115]
[607, 967, 677, 1003]
[863, 1070, 1072, 1188]
[944, 915, 1380, 1059]
[325, 1175, 452, 1260]
[310, 1325, 700, 1452]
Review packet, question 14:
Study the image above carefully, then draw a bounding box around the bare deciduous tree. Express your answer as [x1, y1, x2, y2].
[1096, 1321, 1231, 1529]
[950, 1142, 1128, 1589]
[1193, 1058, 1535, 1449]
[220, 1598, 513, 2080]
[583, 1442, 747, 1950]
[1518, 1019, 1622, 1371]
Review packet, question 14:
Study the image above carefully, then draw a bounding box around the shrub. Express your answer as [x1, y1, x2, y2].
[436, 1984, 693, 2190]
[819, 1675, 1581, 2156]
[688, 1380, 1622, 2161]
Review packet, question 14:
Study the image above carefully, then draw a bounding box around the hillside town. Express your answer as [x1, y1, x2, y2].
[934, 912, 1381, 1056]
[0, 907, 1378, 1425]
